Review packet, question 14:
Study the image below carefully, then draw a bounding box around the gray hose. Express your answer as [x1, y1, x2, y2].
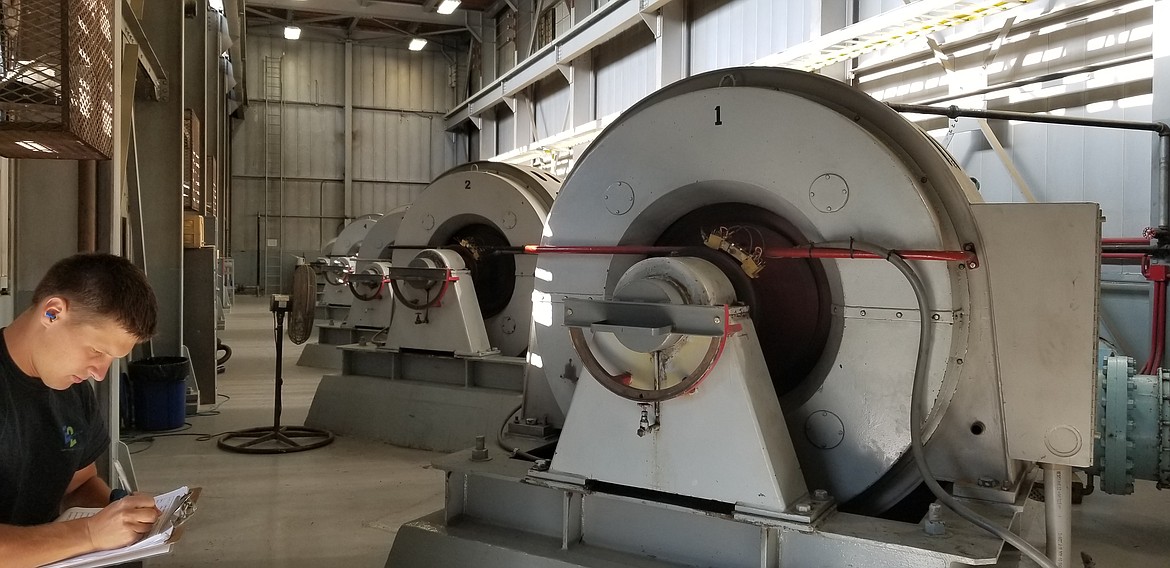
[818, 239, 1058, 568]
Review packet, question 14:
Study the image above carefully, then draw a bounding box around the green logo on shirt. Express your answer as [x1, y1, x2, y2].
[63, 425, 77, 448]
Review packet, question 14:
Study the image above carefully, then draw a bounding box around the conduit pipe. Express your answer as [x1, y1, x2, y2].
[888, 103, 1170, 135]
[1043, 463, 1073, 568]
[78, 160, 97, 252]
[889, 102, 1170, 237]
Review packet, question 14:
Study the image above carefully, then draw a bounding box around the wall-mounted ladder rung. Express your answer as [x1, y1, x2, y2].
[262, 55, 285, 295]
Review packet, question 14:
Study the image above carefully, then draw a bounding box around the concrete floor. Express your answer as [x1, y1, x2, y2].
[125, 296, 1170, 567]
[129, 296, 444, 568]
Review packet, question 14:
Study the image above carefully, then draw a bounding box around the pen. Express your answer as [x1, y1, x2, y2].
[109, 459, 134, 503]
[113, 459, 132, 492]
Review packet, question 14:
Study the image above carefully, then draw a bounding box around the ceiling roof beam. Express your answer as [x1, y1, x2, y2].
[244, 6, 284, 22]
[248, 0, 459, 26]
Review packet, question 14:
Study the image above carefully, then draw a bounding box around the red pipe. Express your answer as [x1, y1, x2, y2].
[522, 245, 688, 255]
[1102, 237, 1152, 244]
[1142, 280, 1166, 374]
[523, 244, 977, 264]
[763, 247, 976, 263]
[1102, 253, 1149, 259]
[1153, 281, 1166, 373]
[1154, 284, 1164, 372]
[1155, 281, 1165, 370]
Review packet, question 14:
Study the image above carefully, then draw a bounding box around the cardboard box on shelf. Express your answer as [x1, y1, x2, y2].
[183, 213, 205, 249]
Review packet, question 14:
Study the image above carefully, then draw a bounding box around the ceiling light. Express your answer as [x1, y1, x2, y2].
[284, 26, 301, 40]
[409, 38, 427, 51]
[437, 0, 461, 15]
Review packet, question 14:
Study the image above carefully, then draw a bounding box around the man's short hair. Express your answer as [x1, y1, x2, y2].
[32, 253, 157, 340]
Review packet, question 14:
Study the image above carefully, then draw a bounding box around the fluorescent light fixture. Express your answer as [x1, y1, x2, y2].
[16, 140, 54, 153]
[408, 38, 427, 51]
[284, 26, 301, 40]
[208, 0, 224, 11]
[437, 0, 461, 14]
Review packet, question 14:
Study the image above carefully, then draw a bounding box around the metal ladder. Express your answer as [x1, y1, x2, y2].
[262, 56, 284, 295]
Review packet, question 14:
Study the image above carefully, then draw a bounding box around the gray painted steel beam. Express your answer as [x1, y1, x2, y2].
[136, 1, 185, 356]
[123, 1, 169, 101]
[564, 0, 596, 129]
[655, 1, 686, 89]
[445, 0, 676, 130]
[1155, 1, 1170, 229]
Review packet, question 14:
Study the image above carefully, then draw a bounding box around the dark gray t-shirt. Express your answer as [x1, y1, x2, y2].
[0, 329, 108, 525]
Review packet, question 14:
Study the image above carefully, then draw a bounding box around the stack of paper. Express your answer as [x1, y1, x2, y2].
[43, 486, 191, 568]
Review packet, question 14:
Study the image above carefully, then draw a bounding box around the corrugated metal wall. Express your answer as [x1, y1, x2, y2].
[535, 76, 571, 139]
[689, 0, 818, 73]
[947, 102, 1153, 233]
[232, 34, 466, 290]
[595, 26, 656, 118]
[497, 106, 517, 153]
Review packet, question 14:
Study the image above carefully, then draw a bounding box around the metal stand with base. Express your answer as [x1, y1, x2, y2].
[218, 294, 334, 454]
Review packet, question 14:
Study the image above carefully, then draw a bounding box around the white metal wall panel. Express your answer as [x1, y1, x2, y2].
[497, 106, 517, 153]
[857, 0, 902, 21]
[595, 26, 656, 118]
[535, 75, 571, 140]
[353, 44, 455, 112]
[233, 101, 344, 180]
[351, 182, 426, 217]
[944, 100, 1154, 236]
[233, 35, 465, 288]
[353, 110, 437, 183]
[248, 34, 345, 105]
[285, 105, 344, 180]
[689, 0, 816, 73]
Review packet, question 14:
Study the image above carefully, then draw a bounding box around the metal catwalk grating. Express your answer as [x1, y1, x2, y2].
[755, 0, 1033, 72]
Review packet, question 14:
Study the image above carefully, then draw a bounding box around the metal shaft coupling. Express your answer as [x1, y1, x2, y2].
[1093, 356, 1170, 493]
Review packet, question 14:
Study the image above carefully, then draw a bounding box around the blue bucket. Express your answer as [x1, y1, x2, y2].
[129, 356, 189, 431]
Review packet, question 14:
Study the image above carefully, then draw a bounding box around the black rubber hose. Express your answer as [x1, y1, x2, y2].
[216, 340, 232, 366]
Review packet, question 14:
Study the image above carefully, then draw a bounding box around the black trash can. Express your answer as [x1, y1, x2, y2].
[129, 356, 189, 431]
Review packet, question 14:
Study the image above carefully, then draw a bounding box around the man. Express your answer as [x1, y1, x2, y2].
[0, 253, 162, 567]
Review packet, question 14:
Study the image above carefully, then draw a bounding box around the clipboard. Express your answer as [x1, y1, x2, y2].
[42, 487, 201, 568]
[164, 486, 201, 543]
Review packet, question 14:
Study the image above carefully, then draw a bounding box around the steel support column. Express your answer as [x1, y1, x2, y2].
[345, 40, 354, 219]
[567, 0, 595, 129]
[654, 0, 686, 89]
[136, 1, 185, 356]
[568, 56, 594, 128]
[1155, 0, 1170, 229]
